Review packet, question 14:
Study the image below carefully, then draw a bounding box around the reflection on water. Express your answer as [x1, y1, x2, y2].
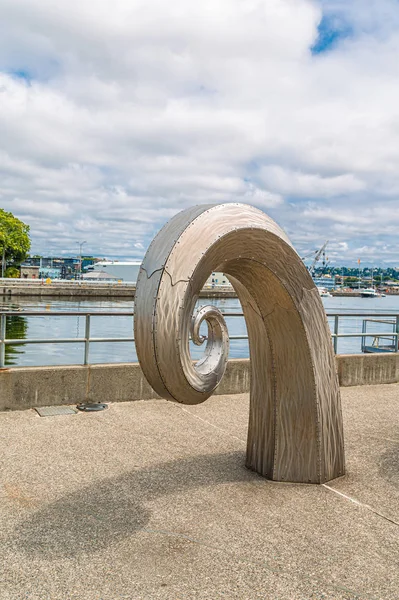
[1, 294, 399, 367]
[5, 314, 28, 366]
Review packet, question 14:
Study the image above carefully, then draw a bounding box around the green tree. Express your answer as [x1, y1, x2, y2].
[0, 209, 31, 277]
[5, 266, 20, 278]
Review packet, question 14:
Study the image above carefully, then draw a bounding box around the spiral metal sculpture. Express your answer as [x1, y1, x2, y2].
[134, 203, 345, 483]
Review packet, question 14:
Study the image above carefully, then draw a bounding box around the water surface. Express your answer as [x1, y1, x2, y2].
[1, 294, 398, 367]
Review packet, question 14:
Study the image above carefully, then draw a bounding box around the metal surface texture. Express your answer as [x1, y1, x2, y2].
[190, 304, 229, 380]
[128, 203, 343, 482]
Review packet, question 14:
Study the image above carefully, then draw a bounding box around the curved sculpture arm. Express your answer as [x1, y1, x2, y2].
[134, 203, 345, 484]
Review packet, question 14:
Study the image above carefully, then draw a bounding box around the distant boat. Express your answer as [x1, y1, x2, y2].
[360, 288, 379, 298]
[317, 287, 332, 297]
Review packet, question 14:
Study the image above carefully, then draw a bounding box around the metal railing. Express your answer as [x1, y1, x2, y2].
[360, 318, 398, 353]
[0, 309, 247, 368]
[1, 309, 399, 368]
[330, 312, 399, 354]
[0, 311, 133, 368]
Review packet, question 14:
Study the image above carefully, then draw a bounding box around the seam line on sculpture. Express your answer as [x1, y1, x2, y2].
[243, 296, 263, 319]
[323, 484, 399, 527]
[141, 205, 214, 281]
[227, 258, 298, 319]
[140, 265, 166, 280]
[142, 206, 214, 402]
[162, 266, 191, 288]
[173, 404, 246, 444]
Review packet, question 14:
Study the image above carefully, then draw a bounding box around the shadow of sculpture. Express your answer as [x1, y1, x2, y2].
[11, 451, 255, 558]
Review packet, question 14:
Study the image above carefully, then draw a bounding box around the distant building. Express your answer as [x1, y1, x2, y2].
[39, 267, 62, 279]
[22, 256, 100, 279]
[82, 271, 119, 281]
[313, 276, 336, 290]
[20, 265, 40, 279]
[204, 272, 232, 288]
[89, 261, 141, 282]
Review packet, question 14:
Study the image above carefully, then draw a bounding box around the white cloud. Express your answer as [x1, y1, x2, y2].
[258, 166, 365, 198]
[0, 0, 398, 264]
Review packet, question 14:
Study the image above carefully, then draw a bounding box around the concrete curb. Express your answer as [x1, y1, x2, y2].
[1, 354, 398, 411]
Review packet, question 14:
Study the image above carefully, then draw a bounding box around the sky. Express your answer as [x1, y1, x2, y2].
[1, 0, 399, 266]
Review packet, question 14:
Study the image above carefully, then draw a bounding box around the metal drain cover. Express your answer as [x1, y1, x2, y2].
[35, 406, 78, 417]
[76, 403, 108, 412]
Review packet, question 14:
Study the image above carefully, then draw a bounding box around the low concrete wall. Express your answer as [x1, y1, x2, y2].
[1, 283, 236, 298]
[337, 352, 399, 386]
[1, 284, 135, 298]
[0, 359, 250, 411]
[0, 354, 398, 412]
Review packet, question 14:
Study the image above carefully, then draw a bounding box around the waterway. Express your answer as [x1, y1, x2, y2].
[1, 294, 399, 367]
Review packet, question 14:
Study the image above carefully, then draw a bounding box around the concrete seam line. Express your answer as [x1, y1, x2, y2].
[172, 403, 247, 444]
[322, 484, 399, 527]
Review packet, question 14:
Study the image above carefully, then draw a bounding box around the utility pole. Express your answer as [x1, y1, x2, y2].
[358, 258, 361, 289]
[77, 241, 87, 278]
[1, 246, 5, 278]
[0, 231, 7, 278]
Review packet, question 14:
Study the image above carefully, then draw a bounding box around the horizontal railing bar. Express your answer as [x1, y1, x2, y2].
[89, 337, 135, 343]
[361, 319, 396, 324]
[326, 313, 399, 317]
[1, 311, 398, 360]
[2, 332, 396, 346]
[2, 337, 135, 345]
[331, 332, 398, 338]
[2, 309, 399, 317]
[0, 311, 135, 316]
[1, 336, 251, 345]
[0, 310, 239, 317]
[3, 338, 87, 345]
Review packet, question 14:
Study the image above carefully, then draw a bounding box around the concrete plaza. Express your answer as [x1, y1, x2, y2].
[1, 384, 398, 599]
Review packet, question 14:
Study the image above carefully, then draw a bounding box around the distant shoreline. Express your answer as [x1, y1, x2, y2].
[1, 280, 398, 299]
[0, 281, 237, 299]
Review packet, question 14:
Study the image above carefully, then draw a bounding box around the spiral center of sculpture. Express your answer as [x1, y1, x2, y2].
[190, 304, 230, 376]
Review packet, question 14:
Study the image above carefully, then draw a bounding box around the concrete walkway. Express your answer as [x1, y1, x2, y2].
[1, 385, 398, 600]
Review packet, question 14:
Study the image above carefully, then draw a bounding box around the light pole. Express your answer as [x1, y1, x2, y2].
[0, 233, 7, 278]
[1, 246, 5, 278]
[77, 241, 87, 278]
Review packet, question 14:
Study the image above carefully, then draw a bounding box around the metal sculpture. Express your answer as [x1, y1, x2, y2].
[134, 203, 345, 483]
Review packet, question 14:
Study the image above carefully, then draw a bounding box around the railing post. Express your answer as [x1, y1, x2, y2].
[0, 313, 6, 368]
[361, 318, 366, 353]
[84, 314, 91, 365]
[396, 315, 399, 352]
[333, 315, 339, 354]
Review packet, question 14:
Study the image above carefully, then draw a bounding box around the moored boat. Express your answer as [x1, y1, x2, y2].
[360, 288, 379, 298]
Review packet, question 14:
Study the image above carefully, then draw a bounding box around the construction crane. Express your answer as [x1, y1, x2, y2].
[303, 241, 329, 277]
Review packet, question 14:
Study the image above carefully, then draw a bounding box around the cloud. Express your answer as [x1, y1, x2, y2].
[0, 0, 398, 264]
[258, 166, 365, 198]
